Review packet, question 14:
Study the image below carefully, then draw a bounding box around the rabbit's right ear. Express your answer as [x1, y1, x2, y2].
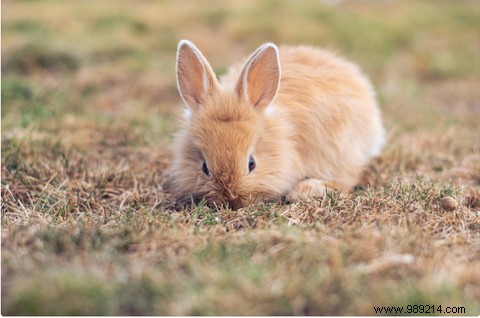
[235, 43, 280, 110]
[176, 40, 219, 110]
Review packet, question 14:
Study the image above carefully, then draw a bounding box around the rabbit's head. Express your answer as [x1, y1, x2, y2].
[167, 40, 291, 209]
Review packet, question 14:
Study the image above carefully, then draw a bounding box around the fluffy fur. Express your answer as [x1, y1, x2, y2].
[164, 40, 385, 209]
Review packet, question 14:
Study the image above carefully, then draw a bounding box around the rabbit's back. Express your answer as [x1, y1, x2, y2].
[278, 46, 385, 187]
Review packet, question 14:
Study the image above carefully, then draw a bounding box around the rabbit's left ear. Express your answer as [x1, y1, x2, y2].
[176, 40, 219, 110]
[235, 43, 281, 110]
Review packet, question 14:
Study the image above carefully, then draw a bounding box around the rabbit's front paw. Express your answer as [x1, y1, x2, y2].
[287, 178, 343, 202]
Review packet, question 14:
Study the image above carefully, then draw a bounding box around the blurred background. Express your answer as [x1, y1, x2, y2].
[2, 1, 480, 315]
[3, 0, 479, 146]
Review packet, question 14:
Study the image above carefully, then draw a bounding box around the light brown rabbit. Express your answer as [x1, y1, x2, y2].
[164, 40, 385, 209]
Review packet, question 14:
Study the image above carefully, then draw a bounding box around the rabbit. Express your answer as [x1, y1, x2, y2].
[164, 40, 385, 209]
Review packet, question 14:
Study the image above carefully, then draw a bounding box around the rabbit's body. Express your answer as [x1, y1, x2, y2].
[165, 41, 385, 208]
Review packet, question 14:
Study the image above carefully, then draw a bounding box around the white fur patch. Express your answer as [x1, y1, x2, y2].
[369, 129, 386, 158]
[264, 103, 277, 118]
[183, 107, 192, 120]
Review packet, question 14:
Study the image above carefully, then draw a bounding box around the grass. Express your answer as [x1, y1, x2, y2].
[2, 0, 480, 315]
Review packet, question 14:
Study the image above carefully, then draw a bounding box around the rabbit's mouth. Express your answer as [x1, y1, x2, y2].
[171, 194, 241, 210]
[172, 191, 285, 210]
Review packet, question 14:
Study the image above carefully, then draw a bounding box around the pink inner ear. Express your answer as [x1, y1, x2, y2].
[176, 41, 220, 110]
[238, 45, 280, 109]
[177, 45, 207, 107]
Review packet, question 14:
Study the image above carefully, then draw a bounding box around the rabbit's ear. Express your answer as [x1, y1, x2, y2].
[176, 40, 219, 110]
[235, 43, 280, 110]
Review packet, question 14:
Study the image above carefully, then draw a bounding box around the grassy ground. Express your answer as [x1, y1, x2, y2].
[2, 0, 479, 315]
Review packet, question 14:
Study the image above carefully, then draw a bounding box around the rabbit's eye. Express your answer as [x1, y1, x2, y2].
[248, 156, 256, 173]
[202, 161, 210, 176]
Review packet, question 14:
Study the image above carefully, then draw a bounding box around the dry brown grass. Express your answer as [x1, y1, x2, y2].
[2, 0, 479, 315]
